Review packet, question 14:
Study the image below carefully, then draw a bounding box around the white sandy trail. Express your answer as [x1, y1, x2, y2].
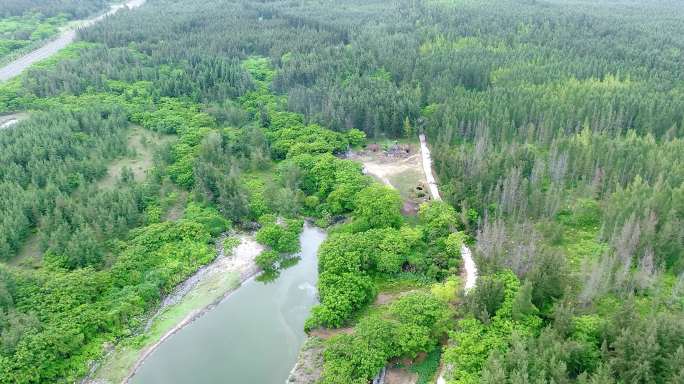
[419, 134, 478, 384]
[419, 133, 441, 201]
[0, 119, 18, 130]
[461, 244, 477, 293]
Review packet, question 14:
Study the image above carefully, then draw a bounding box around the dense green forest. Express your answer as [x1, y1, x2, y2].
[0, 0, 682, 383]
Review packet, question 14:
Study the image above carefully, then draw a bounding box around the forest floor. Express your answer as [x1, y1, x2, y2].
[164, 191, 188, 221]
[85, 233, 263, 384]
[99, 126, 173, 189]
[9, 230, 42, 269]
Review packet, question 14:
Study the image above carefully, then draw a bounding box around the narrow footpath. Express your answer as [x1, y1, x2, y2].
[418, 133, 477, 292]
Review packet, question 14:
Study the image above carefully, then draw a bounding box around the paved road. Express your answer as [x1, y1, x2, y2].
[0, 0, 145, 82]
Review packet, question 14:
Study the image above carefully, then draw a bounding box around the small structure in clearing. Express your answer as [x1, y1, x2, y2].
[350, 141, 431, 215]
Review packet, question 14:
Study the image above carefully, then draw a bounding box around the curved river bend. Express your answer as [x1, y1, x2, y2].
[130, 225, 326, 384]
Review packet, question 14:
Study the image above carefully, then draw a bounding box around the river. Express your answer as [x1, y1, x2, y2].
[0, 0, 146, 82]
[129, 224, 326, 384]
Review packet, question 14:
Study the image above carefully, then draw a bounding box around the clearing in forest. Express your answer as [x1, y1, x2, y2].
[98, 126, 173, 188]
[8, 231, 42, 269]
[349, 140, 430, 215]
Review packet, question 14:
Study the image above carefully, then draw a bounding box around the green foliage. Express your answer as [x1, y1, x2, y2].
[2, 0, 682, 381]
[268, 123, 350, 159]
[256, 218, 303, 254]
[255, 250, 280, 273]
[443, 271, 543, 384]
[320, 292, 451, 384]
[183, 202, 231, 237]
[242, 56, 276, 86]
[0, 217, 218, 383]
[254, 217, 304, 277]
[346, 128, 366, 147]
[410, 347, 442, 384]
[419, 201, 460, 241]
[352, 184, 403, 231]
[430, 276, 462, 303]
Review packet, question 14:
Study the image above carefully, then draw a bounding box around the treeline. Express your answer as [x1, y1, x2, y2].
[0, 0, 108, 19]
[0, 106, 134, 264]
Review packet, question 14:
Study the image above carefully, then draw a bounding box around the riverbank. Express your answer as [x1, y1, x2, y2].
[84, 232, 262, 384]
[289, 135, 479, 384]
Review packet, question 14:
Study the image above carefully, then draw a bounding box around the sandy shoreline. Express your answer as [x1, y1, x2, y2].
[84, 233, 263, 384]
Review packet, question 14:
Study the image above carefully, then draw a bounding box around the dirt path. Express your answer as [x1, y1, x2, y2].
[419, 134, 478, 384]
[0, 113, 28, 130]
[419, 134, 441, 201]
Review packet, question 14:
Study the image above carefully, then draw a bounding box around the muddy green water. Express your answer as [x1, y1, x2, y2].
[130, 224, 326, 384]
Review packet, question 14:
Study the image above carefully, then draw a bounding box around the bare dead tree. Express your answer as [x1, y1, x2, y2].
[579, 251, 617, 305]
[612, 213, 641, 289]
[634, 247, 657, 292]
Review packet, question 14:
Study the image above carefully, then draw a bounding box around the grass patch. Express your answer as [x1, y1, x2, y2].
[559, 226, 608, 268]
[409, 347, 442, 384]
[374, 272, 432, 293]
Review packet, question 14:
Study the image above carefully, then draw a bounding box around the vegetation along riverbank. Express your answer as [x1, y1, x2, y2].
[0, 1, 682, 383]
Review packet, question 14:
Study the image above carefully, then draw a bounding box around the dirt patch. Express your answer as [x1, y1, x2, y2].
[349, 144, 430, 215]
[385, 367, 418, 384]
[164, 191, 188, 222]
[99, 127, 172, 188]
[9, 231, 42, 269]
[287, 336, 325, 384]
[375, 292, 399, 305]
[0, 113, 28, 130]
[309, 327, 354, 340]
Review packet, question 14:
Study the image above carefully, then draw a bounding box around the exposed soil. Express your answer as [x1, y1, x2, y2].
[349, 143, 429, 216]
[164, 191, 188, 222]
[374, 289, 419, 306]
[385, 367, 418, 384]
[309, 327, 354, 340]
[9, 231, 42, 269]
[287, 337, 325, 384]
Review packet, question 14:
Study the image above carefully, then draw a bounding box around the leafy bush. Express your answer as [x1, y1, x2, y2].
[183, 202, 231, 236]
[352, 184, 403, 231]
[319, 292, 451, 383]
